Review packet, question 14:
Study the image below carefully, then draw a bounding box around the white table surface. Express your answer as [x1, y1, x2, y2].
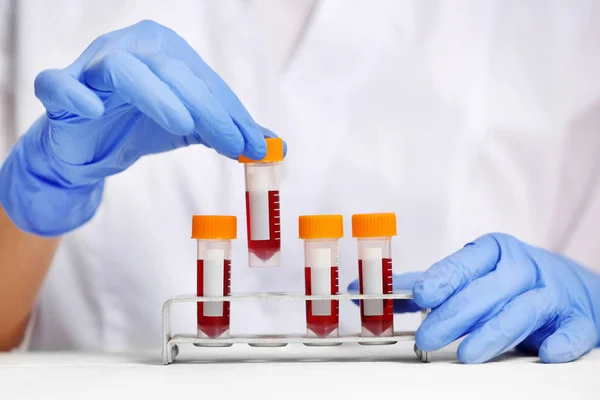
[1, 343, 598, 400]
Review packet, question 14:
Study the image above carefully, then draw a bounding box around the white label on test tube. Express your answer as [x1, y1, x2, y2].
[203, 249, 225, 317]
[249, 191, 270, 240]
[310, 248, 332, 316]
[362, 247, 384, 316]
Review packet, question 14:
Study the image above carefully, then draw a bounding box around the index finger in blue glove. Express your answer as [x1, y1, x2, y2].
[347, 271, 422, 313]
[195, 75, 266, 161]
[161, 28, 268, 161]
[412, 234, 501, 309]
[139, 53, 246, 158]
[260, 126, 288, 157]
[83, 50, 195, 136]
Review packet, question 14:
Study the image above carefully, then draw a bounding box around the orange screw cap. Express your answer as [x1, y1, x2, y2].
[192, 215, 237, 240]
[299, 215, 344, 239]
[351, 213, 397, 238]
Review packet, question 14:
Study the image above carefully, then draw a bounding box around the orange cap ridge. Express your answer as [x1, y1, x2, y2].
[238, 137, 284, 164]
[351, 213, 397, 238]
[299, 214, 344, 239]
[191, 215, 237, 240]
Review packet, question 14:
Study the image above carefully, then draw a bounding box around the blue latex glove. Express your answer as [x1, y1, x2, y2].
[348, 233, 600, 363]
[0, 20, 281, 236]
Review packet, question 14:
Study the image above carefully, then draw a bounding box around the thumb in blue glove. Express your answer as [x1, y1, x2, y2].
[347, 271, 422, 313]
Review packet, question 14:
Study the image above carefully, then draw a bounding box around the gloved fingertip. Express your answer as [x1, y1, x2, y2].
[36, 69, 106, 119]
[415, 325, 442, 352]
[457, 352, 485, 365]
[73, 92, 105, 118]
[539, 348, 570, 364]
[234, 120, 266, 160]
[456, 340, 485, 364]
[347, 280, 360, 306]
[259, 125, 287, 157]
[412, 279, 443, 309]
[538, 334, 576, 364]
[347, 279, 359, 293]
[538, 317, 597, 363]
[259, 125, 277, 138]
[392, 272, 422, 291]
[242, 139, 267, 161]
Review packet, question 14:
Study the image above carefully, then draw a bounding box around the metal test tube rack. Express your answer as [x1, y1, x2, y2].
[162, 291, 432, 364]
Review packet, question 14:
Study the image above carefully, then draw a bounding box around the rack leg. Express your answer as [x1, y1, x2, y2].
[414, 343, 431, 363]
[171, 344, 179, 362]
[414, 307, 432, 363]
[162, 299, 174, 365]
[164, 343, 178, 365]
[162, 346, 169, 365]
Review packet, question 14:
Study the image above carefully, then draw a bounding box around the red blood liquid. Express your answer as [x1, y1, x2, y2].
[358, 258, 393, 337]
[245, 190, 280, 262]
[304, 266, 339, 337]
[197, 259, 231, 338]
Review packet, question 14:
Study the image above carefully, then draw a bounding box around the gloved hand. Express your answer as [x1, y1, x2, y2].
[348, 233, 600, 363]
[0, 20, 280, 236]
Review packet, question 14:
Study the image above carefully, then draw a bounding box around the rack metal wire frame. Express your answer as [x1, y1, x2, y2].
[162, 291, 431, 364]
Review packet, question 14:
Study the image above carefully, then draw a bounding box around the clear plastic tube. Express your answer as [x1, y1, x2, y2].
[299, 214, 343, 339]
[191, 215, 236, 339]
[244, 161, 281, 267]
[303, 239, 340, 338]
[356, 237, 394, 337]
[197, 239, 232, 339]
[351, 213, 397, 338]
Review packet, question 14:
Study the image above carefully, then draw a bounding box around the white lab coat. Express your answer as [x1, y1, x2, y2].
[1, 0, 600, 351]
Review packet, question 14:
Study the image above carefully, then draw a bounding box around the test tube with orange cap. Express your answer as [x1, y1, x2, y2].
[352, 213, 397, 338]
[239, 137, 284, 267]
[192, 215, 236, 340]
[299, 215, 343, 339]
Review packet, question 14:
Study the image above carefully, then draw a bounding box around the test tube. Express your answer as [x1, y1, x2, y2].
[299, 215, 343, 338]
[239, 138, 284, 267]
[192, 215, 236, 339]
[352, 213, 397, 338]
